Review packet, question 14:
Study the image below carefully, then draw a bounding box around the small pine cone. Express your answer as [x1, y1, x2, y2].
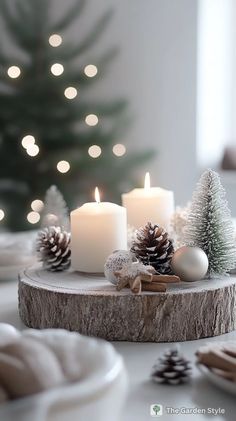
[151, 348, 192, 385]
[36, 226, 71, 272]
[131, 222, 174, 274]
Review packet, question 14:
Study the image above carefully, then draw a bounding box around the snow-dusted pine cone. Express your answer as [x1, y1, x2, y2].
[131, 222, 174, 274]
[36, 226, 71, 271]
[151, 348, 192, 385]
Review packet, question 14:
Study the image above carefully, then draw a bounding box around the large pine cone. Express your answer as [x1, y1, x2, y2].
[151, 348, 192, 385]
[36, 226, 71, 271]
[131, 222, 174, 274]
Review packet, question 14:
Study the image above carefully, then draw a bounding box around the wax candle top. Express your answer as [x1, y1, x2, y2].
[127, 187, 172, 197]
[72, 202, 125, 215]
[71, 187, 126, 216]
[123, 172, 173, 197]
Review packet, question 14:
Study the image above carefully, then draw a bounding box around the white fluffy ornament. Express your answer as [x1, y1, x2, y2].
[170, 203, 191, 249]
[127, 225, 137, 248]
[171, 246, 208, 282]
[104, 250, 136, 285]
[0, 323, 20, 347]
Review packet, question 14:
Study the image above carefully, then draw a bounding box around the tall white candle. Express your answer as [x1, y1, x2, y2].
[71, 188, 127, 273]
[122, 173, 174, 229]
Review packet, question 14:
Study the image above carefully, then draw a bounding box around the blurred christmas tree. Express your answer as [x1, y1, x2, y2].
[0, 0, 152, 231]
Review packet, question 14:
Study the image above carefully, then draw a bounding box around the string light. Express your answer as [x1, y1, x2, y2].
[57, 160, 70, 173]
[88, 145, 102, 158]
[7, 66, 21, 79]
[31, 199, 44, 212]
[85, 114, 98, 126]
[0, 209, 5, 221]
[112, 143, 126, 157]
[64, 87, 77, 99]
[84, 64, 98, 77]
[26, 144, 39, 157]
[49, 34, 62, 47]
[21, 135, 35, 149]
[50, 63, 64, 76]
[27, 211, 40, 224]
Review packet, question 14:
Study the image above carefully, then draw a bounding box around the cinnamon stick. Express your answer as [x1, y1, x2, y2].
[116, 275, 129, 291]
[197, 349, 236, 372]
[129, 276, 142, 294]
[140, 273, 153, 283]
[212, 368, 236, 381]
[222, 345, 236, 358]
[138, 273, 181, 284]
[142, 283, 167, 292]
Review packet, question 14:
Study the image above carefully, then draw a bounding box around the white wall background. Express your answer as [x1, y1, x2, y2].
[55, 0, 198, 206]
[196, 0, 236, 215]
[197, 0, 233, 168]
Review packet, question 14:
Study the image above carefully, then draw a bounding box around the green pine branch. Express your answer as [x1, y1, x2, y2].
[52, 0, 86, 32]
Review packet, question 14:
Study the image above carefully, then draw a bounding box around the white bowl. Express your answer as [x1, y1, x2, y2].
[0, 329, 128, 421]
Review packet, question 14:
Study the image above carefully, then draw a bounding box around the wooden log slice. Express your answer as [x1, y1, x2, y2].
[18, 264, 236, 342]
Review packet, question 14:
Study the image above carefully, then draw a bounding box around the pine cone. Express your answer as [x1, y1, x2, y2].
[36, 226, 71, 271]
[151, 348, 192, 385]
[131, 222, 174, 274]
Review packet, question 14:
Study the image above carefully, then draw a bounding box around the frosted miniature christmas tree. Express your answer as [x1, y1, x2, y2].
[184, 169, 236, 277]
[41, 185, 69, 231]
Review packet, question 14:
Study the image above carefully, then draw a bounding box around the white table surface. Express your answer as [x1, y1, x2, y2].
[0, 279, 235, 421]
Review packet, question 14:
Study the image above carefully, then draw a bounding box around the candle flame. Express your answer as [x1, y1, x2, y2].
[95, 187, 100, 203]
[144, 172, 151, 190]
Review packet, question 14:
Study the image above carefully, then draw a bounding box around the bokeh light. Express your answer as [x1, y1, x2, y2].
[64, 87, 77, 99]
[27, 211, 40, 224]
[7, 66, 21, 78]
[21, 135, 35, 149]
[85, 114, 98, 126]
[84, 64, 98, 77]
[49, 34, 62, 47]
[50, 63, 64, 76]
[31, 199, 44, 212]
[0, 210, 5, 221]
[26, 144, 39, 157]
[88, 145, 102, 158]
[57, 160, 70, 173]
[112, 143, 126, 157]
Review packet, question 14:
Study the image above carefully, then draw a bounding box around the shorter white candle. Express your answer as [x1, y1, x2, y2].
[71, 188, 127, 273]
[122, 173, 174, 229]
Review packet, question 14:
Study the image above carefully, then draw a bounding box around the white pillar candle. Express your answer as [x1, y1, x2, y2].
[122, 173, 174, 229]
[71, 188, 127, 273]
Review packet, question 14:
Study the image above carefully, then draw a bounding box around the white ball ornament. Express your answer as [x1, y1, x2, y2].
[104, 250, 136, 285]
[171, 246, 208, 282]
